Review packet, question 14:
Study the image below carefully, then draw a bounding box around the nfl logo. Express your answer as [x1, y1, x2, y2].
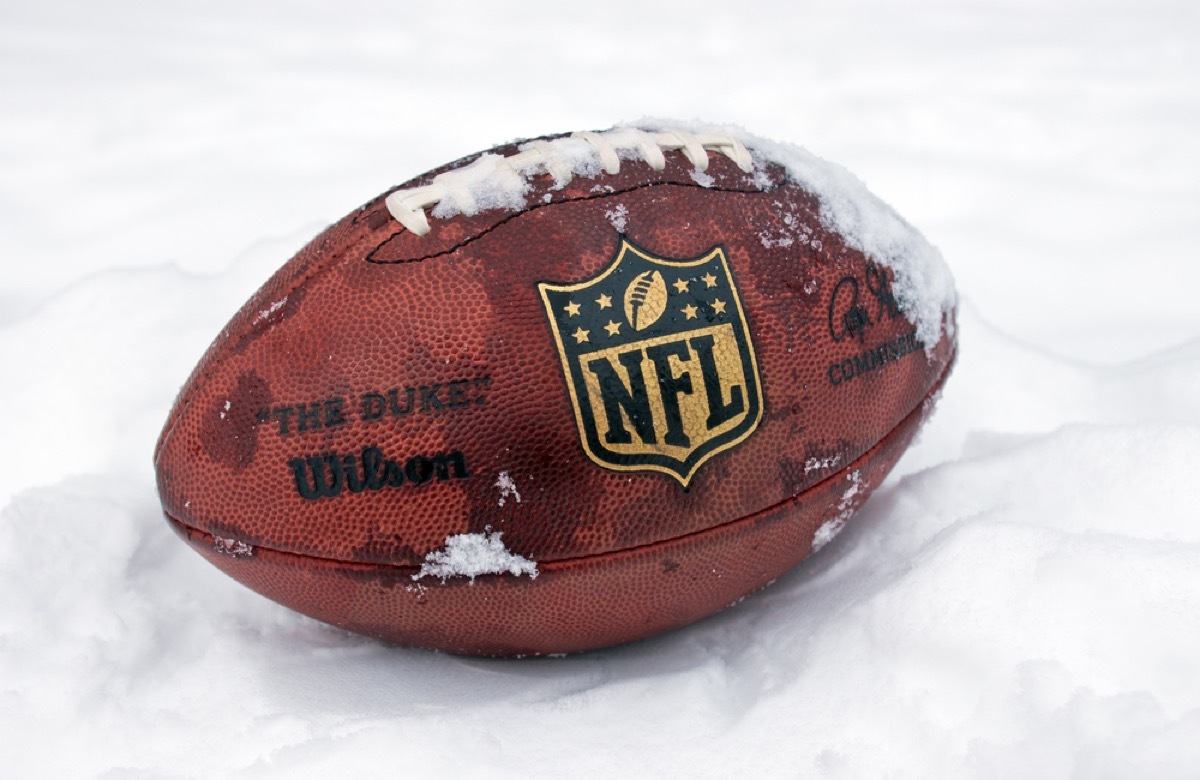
[539, 238, 764, 486]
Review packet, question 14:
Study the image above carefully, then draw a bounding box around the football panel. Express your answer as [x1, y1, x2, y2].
[155, 181, 954, 569]
[166, 362, 947, 656]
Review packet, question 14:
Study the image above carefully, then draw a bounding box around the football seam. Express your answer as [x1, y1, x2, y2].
[167, 347, 955, 573]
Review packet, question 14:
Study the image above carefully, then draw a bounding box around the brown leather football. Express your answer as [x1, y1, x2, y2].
[154, 125, 957, 656]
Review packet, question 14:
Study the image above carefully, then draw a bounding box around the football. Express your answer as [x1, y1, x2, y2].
[154, 125, 957, 656]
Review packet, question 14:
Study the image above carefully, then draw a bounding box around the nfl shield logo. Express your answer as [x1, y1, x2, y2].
[538, 238, 764, 486]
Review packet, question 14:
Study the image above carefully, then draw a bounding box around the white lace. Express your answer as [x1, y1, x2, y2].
[384, 127, 754, 236]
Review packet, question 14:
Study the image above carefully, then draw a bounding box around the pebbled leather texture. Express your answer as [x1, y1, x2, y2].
[154, 131, 957, 655]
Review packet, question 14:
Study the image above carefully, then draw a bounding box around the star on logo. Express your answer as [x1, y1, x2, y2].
[596, 293, 613, 310]
[673, 278, 690, 294]
[564, 300, 581, 317]
[681, 303, 699, 320]
[711, 298, 728, 315]
[572, 327, 590, 344]
[702, 272, 719, 289]
[603, 320, 622, 337]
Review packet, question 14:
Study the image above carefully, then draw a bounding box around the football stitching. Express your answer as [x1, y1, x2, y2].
[364, 179, 781, 265]
[383, 127, 756, 236]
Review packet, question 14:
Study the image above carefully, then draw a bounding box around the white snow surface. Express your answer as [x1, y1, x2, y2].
[3, 1, 1200, 778]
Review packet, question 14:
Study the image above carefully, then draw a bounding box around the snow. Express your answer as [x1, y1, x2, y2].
[810, 517, 845, 553]
[395, 122, 956, 347]
[642, 118, 959, 348]
[213, 535, 254, 559]
[414, 531, 538, 582]
[495, 470, 521, 507]
[743, 129, 957, 349]
[605, 202, 630, 232]
[3, 0, 1200, 777]
[805, 454, 842, 474]
[427, 152, 536, 220]
[253, 296, 289, 326]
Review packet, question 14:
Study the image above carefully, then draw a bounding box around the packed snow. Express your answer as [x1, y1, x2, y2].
[2, 1, 1200, 778]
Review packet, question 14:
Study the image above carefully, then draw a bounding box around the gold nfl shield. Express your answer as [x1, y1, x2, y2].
[538, 238, 764, 486]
